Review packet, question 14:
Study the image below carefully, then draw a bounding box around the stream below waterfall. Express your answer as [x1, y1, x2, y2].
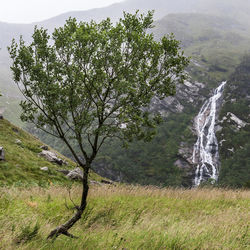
[192, 81, 227, 186]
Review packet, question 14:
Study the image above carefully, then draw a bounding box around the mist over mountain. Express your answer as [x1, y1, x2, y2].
[1, 0, 250, 187]
[1, 0, 250, 47]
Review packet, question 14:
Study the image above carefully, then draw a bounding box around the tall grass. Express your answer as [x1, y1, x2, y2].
[0, 184, 249, 249]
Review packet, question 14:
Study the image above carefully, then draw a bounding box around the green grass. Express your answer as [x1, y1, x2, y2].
[0, 119, 249, 249]
[0, 118, 101, 186]
[0, 185, 249, 249]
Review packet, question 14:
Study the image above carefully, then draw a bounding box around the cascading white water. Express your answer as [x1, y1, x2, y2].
[192, 81, 226, 186]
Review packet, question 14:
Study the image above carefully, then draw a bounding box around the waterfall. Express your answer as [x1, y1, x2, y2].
[192, 81, 226, 186]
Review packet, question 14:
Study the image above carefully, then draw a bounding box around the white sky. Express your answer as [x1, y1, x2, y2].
[0, 0, 124, 24]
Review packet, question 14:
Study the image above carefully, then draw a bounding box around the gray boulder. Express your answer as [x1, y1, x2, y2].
[39, 150, 64, 165]
[0, 147, 5, 161]
[66, 167, 83, 181]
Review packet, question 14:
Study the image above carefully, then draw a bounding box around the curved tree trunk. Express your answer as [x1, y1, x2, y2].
[47, 167, 89, 239]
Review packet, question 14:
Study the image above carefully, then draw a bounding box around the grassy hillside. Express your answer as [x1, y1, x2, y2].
[0, 118, 100, 186]
[0, 185, 249, 249]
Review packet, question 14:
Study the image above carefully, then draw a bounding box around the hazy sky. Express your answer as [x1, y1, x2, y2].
[0, 0, 124, 24]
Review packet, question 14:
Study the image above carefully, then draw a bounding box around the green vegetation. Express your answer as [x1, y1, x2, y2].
[217, 56, 250, 188]
[0, 185, 249, 249]
[28, 112, 195, 187]
[97, 112, 194, 187]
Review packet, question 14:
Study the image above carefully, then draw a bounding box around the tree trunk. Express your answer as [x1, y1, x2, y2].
[47, 166, 89, 239]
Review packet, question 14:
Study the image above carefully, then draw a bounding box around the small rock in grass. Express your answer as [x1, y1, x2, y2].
[15, 139, 22, 145]
[40, 167, 49, 171]
[0, 147, 5, 161]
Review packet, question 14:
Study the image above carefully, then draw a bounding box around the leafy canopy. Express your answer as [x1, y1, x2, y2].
[8, 11, 189, 166]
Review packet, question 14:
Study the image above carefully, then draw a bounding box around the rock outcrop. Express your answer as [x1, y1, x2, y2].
[39, 150, 65, 165]
[149, 80, 206, 117]
[220, 112, 248, 130]
[66, 167, 83, 181]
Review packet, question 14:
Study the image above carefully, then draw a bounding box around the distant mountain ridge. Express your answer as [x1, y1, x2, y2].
[1, 0, 250, 47]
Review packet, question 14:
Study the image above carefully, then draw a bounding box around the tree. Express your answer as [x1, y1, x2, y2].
[8, 11, 189, 239]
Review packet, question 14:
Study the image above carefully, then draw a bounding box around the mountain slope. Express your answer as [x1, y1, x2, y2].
[154, 13, 250, 83]
[38, 0, 250, 30]
[0, 118, 100, 186]
[217, 56, 250, 188]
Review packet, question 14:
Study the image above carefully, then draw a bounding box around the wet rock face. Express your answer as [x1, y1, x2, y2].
[178, 142, 194, 165]
[148, 80, 208, 187]
[149, 81, 206, 117]
[0, 147, 5, 161]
